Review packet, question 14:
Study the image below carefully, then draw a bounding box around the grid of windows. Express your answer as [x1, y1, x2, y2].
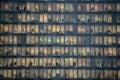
[0, 0, 120, 79]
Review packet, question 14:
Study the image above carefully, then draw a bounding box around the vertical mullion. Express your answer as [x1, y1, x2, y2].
[60, 3, 61, 79]
[76, 1, 78, 78]
[7, 1, 9, 78]
[43, 2, 44, 78]
[12, 0, 14, 78]
[89, 2, 91, 79]
[102, 1, 105, 79]
[107, 2, 109, 79]
[38, 0, 40, 78]
[46, 2, 48, 77]
[34, 25, 35, 78]
[93, 3, 95, 79]
[76, 0, 78, 78]
[24, 1, 26, 78]
[90, 2, 91, 79]
[116, 4, 118, 79]
[114, 2, 117, 79]
[2, 21, 3, 78]
[51, 7, 53, 78]
[68, 4, 70, 77]
[63, 1, 65, 79]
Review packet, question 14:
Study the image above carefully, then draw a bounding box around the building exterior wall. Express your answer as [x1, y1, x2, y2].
[0, 0, 120, 79]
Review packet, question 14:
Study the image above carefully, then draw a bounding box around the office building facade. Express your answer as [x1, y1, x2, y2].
[0, 0, 120, 79]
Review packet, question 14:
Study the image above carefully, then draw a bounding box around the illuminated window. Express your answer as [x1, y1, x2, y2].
[107, 4, 116, 11]
[1, 2, 9, 11]
[18, 3, 26, 11]
[17, 25, 22, 33]
[34, 3, 39, 12]
[91, 4, 95, 12]
[117, 4, 120, 12]
[117, 15, 120, 23]
[78, 15, 90, 23]
[26, 3, 30, 11]
[77, 4, 81, 12]
[65, 3, 73, 12]
[95, 15, 102, 23]
[39, 14, 48, 22]
[17, 14, 22, 22]
[78, 70, 82, 78]
[104, 14, 112, 23]
[48, 4, 51, 12]
[8, 36, 12, 44]
[13, 36, 17, 44]
[56, 4, 61, 12]
[30, 3, 35, 12]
